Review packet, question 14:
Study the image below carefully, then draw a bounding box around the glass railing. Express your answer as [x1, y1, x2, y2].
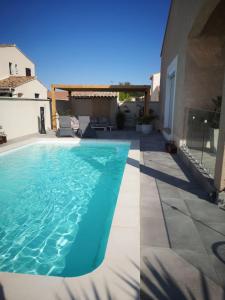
[183, 108, 220, 178]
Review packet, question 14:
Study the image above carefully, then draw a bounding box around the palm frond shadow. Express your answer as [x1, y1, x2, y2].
[140, 256, 225, 300]
[55, 256, 225, 300]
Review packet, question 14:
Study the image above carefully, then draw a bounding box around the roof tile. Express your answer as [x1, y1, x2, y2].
[0, 76, 35, 89]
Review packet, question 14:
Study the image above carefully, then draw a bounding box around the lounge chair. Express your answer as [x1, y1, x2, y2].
[71, 116, 79, 133]
[90, 116, 109, 131]
[78, 116, 97, 138]
[56, 116, 75, 137]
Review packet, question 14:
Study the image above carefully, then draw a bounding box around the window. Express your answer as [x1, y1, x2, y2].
[0, 91, 12, 97]
[35, 93, 40, 99]
[15, 64, 18, 74]
[9, 62, 13, 75]
[164, 56, 177, 136]
[25, 68, 31, 76]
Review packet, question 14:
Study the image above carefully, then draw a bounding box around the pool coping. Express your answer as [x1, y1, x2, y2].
[0, 137, 140, 300]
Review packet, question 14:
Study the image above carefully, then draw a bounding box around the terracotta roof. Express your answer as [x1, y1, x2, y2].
[0, 76, 35, 89]
[47, 91, 69, 101]
[73, 91, 118, 97]
[48, 90, 118, 101]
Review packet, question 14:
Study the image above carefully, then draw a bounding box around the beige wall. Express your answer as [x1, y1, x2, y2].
[0, 46, 35, 79]
[150, 72, 160, 102]
[0, 98, 51, 140]
[160, 0, 222, 144]
[119, 100, 160, 127]
[14, 79, 48, 99]
[71, 97, 117, 122]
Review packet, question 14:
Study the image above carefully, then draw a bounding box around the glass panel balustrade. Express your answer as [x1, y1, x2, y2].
[183, 108, 220, 178]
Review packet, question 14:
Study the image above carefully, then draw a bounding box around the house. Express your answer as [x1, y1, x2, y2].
[0, 45, 51, 140]
[0, 44, 47, 99]
[159, 0, 225, 195]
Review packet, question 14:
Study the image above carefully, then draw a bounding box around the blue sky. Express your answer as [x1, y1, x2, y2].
[1, 0, 170, 88]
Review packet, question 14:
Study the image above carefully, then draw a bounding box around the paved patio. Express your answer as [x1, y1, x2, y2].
[140, 132, 225, 299]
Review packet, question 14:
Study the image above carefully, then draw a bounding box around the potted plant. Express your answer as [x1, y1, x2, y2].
[209, 96, 221, 153]
[116, 110, 126, 130]
[165, 140, 177, 154]
[136, 116, 142, 132]
[141, 109, 156, 134]
[0, 125, 7, 143]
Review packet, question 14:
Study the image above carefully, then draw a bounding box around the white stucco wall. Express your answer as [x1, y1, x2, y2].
[0, 98, 51, 140]
[14, 79, 48, 99]
[150, 72, 160, 102]
[0, 46, 35, 79]
[71, 97, 117, 122]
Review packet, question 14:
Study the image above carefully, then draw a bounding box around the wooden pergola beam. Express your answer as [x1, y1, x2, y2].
[52, 84, 150, 93]
[51, 84, 151, 130]
[51, 85, 57, 130]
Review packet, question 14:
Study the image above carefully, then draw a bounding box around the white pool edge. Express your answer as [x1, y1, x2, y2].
[0, 137, 140, 300]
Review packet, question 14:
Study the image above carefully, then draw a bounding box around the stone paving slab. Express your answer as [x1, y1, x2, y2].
[141, 247, 225, 300]
[140, 150, 169, 250]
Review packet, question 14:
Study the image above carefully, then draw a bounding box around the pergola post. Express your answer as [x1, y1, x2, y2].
[214, 74, 225, 191]
[144, 89, 150, 116]
[51, 85, 57, 130]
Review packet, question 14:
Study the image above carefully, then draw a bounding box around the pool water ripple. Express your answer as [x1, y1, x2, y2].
[0, 142, 129, 276]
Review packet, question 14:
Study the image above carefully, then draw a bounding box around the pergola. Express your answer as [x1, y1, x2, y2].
[51, 84, 151, 129]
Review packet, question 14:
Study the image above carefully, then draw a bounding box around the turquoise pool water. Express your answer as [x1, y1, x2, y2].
[0, 141, 129, 277]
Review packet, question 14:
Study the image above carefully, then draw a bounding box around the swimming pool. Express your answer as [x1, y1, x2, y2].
[0, 141, 129, 277]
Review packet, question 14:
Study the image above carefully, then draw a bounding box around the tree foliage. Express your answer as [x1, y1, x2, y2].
[118, 82, 143, 102]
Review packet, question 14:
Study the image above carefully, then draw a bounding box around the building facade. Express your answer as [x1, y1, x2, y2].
[160, 0, 225, 193]
[0, 45, 51, 140]
[0, 44, 47, 99]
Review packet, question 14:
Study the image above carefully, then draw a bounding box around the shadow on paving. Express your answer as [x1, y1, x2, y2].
[139, 133, 225, 287]
[140, 163, 208, 199]
[140, 257, 225, 300]
[54, 257, 225, 300]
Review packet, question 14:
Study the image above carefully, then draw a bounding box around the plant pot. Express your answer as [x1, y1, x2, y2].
[136, 124, 142, 132]
[2, 135, 7, 143]
[210, 128, 219, 153]
[165, 142, 177, 154]
[142, 124, 152, 135]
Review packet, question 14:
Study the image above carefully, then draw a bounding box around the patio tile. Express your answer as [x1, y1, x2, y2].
[209, 254, 225, 287]
[140, 216, 169, 248]
[162, 202, 207, 253]
[161, 196, 191, 216]
[194, 222, 225, 256]
[112, 206, 139, 228]
[185, 198, 225, 223]
[174, 249, 218, 284]
[157, 184, 181, 199]
[141, 247, 224, 300]
[106, 226, 140, 259]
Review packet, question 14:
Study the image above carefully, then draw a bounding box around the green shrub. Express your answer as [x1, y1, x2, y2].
[116, 111, 126, 129]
